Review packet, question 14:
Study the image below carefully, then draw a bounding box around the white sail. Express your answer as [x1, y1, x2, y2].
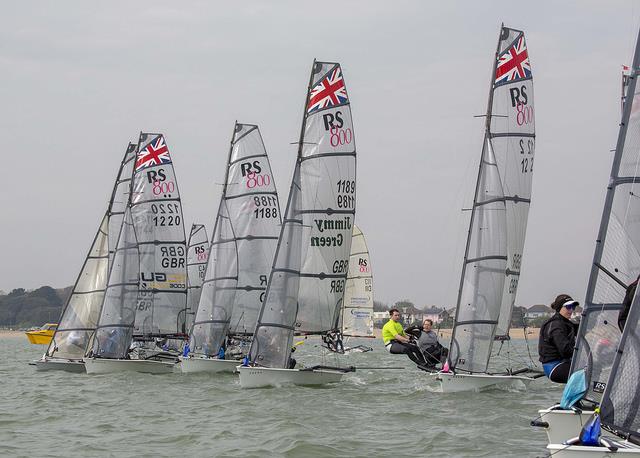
[450, 25, 535, 373]
[45, 143, 136, 361]
[90, 208, 140, 358]
[249, 60, 356, 369]
[189, 200, 238, 357]
[184, 224, 209, 333]
[492, 27, 536, 339]
[187, 123, 280, 358]
[341, 225, 374, 337]
[226, 123, 282, 336]
[569, 34, 640, 405]
[130, 133, 187, 338]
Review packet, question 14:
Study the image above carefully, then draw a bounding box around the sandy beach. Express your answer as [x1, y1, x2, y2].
[0, 330, 27, 338]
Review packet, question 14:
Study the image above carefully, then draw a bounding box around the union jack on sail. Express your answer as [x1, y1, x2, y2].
[495, 34, 532, 85]
[135, 135, 172, 171]
[307, 66, 348, 113]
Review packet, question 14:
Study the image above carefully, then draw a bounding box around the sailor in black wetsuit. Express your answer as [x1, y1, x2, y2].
[538, 294, 580, 383]
[618, 276, 639, 332]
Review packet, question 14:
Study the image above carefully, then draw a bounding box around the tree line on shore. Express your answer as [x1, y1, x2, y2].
[0, 286, 70, 329]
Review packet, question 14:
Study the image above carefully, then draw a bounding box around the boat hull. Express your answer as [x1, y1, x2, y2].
[547, 440, 640, 456]
[238, 366, 345, 389]
[177, 356, 240, 374]
[33, 358, 86, 373]
[25, 331, 55, 345]
[84, 357, 176, 374]
[427, 371, 534, 393]
[536, 406, 594, 444]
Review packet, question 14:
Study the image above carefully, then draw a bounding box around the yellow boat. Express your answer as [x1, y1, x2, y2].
[25, 323, 58, 345]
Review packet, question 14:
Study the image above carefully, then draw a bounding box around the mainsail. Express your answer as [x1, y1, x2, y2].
[184, 224, 209, 333]
[227, 123, 281, 336]
[600, 287, 640, 443]
[569, 32, 640, 405]
[449, 25, 535, 373]
[46, 143, 136, 361]
[130, 133, 187, 338]
[341, 225, 374, 338]
[249, 60, 356, 368]
[188, 200, 238, 357]
[90, 209, 140, 358]
[188, 122, 280, 356]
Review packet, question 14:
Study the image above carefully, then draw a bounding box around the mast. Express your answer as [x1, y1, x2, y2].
[449, 24, 535, 373]
[188, 122, 281, 357]
[569, 27, 640, 404]
[449, 25, 505, 371]
[249, 60, 356, 368]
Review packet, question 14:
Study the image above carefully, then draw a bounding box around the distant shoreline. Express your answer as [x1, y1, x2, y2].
[1, 327, 541, 340]
[0, 330, 25, 338]
[372, 327, 540, 340]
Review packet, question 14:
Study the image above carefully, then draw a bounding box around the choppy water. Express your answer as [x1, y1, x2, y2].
[1, 335, 560, 457]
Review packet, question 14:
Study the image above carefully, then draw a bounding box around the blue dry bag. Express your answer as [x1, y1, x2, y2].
[241, 355, 249, 367]
[560, 368, 587, 410]
[218, 347, 225, 359]
[579, 411, 601, 446]
[182, 343, 190, 357]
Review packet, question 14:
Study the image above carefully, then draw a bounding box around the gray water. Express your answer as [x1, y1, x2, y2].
[1, 335, 560, 457]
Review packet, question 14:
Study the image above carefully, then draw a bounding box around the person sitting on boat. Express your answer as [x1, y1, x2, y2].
[618, 275, 639, 332]
[538, 294, 580, 383]
[382, 309, 427, 367]
[414, 319, 448, 368]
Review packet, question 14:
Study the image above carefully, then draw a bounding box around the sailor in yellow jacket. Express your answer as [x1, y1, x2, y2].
[382, 309, 427, 367]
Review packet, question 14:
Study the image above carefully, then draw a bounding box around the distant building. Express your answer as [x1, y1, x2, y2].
[525, 304, 553, 319]
[421, 306, 445, 324]
[373, 311, 388, 327]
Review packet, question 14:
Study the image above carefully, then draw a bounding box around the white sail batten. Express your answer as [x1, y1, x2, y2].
[450, 26, 535, 373]
[250, 61, 356, 369]
[341, 225, 374, 337]
[46, 144, 137, 361]
[570, 33, 640, 405]
[130, 133, 187, 337]
[185, 224, 209, 334]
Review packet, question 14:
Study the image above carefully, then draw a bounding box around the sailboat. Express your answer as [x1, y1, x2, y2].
[336, 225, 374, 353]
[178, 122, 281, 373]
[429, 25, 539, 392]
[535, 29, 640, 444]
[33, 143, 137, 372]
[84, 133, 187, 374]
[238, 60, 357, 388]
[183, 223, 209, 334]
[547, 289, 640, 455]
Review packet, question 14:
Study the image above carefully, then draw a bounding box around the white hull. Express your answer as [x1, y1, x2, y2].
[238, 365, 346, 389]
[536, 406, 594, 444]
[547, 439, 640, 456]
[84, 357, 176, 374]
[177, 356, 240, 374]
[33, 358, 86, 373]
[427, 371, 534, 393]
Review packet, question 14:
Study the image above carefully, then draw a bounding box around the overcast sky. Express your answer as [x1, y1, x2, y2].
[2, 1, 640, 310]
